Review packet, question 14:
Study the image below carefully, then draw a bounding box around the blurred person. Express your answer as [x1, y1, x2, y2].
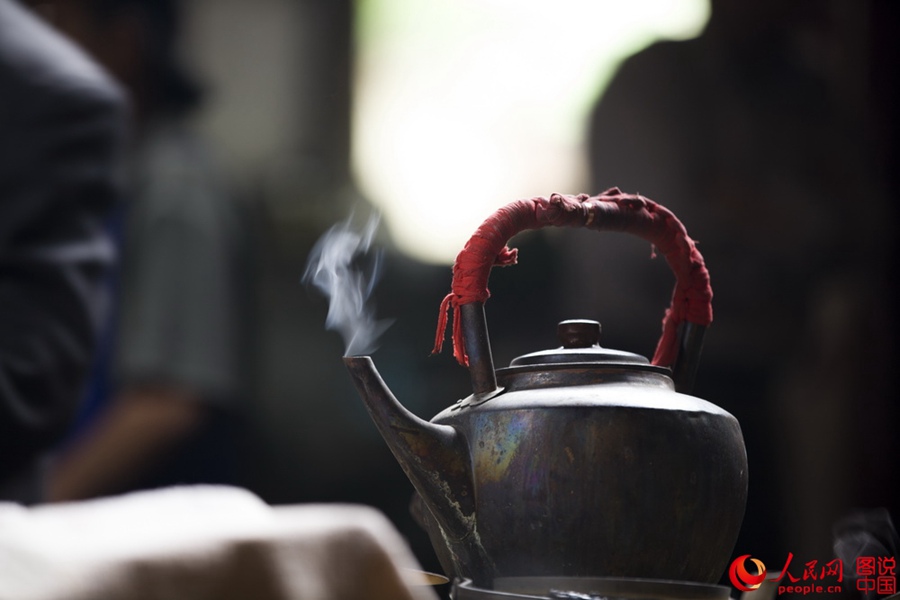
[46, 0, 248, 500]
[559, 0, 894, 565]
[0, 0, 126, 502]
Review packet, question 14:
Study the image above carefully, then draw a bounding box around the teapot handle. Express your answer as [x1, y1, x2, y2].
[433, 189, 712, 395]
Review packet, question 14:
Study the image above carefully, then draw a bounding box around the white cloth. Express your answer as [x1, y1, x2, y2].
[0, 486, 438, 600]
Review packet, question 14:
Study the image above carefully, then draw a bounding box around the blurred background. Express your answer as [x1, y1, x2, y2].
[182, 0, 711, 263]
[41, 0, 899, 592]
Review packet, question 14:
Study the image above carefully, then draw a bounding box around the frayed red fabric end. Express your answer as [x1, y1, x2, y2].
[431, 292, 470, 366]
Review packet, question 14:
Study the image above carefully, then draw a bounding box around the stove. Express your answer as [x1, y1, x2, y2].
[452, 577, 732, 600]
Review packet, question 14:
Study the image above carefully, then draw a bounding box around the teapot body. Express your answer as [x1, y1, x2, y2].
[429, 363, 747, 583]
[344, 194, 746, 587]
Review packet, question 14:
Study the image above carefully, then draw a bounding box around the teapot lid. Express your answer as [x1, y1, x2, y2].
[509, 320, 651, 367]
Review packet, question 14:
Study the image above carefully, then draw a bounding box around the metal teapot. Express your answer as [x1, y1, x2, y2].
[343, 191, 748, 587]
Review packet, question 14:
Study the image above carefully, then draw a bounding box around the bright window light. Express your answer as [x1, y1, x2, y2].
[353, 0, 710, 264]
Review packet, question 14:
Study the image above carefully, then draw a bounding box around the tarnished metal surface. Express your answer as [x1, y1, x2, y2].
[433, 365, 747, 584]
[461, 303, 498, 395]
[343, 356, 495, 583]
[672, 322, 706, 394]
[345, 353, 747, 587]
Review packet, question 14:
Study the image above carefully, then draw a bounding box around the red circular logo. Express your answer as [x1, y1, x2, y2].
[729, 554, 767, 592]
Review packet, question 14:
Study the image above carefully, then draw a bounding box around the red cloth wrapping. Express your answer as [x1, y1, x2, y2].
[432, 189, 712, 368]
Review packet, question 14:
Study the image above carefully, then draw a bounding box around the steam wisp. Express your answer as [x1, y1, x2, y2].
[303, 215, 392, 356]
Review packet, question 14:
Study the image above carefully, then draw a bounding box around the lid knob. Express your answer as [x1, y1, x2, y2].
[558, 320, 601, 349]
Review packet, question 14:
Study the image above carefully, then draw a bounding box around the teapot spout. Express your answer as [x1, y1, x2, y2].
[344, 355, 496, 582]
[343, 356, 477, 540]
